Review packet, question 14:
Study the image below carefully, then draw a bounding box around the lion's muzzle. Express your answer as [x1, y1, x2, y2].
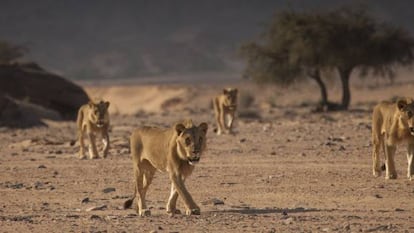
[96, 121, 105, 128]
[188, 152, 201, 165]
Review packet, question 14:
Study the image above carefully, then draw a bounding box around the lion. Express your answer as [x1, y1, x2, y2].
[213, 88, 238, 135]
[372, 97, 414, 180]
[123, 119, 208, 216]
[76, 100, 110, 159]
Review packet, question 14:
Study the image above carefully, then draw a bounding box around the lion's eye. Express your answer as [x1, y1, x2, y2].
[185, 137, 192, 146]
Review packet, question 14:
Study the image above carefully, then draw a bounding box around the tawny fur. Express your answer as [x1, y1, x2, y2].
[372, 97, 414, 180]
[124, 119, 208, 216]
[76, 100, 110, 159]
[213, 88, 238, 135]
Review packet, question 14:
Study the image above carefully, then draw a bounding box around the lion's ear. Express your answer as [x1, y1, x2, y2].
[88, 101, 94, 108]
[175, 123, 186, 135]
[104, 101, 110, 109]
[397, 99, 407, 111]
[223, 89, 229, 95]
[198, 122, 208, 135]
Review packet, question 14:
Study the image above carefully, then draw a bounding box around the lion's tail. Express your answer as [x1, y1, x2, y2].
[123, 188, 136, 209]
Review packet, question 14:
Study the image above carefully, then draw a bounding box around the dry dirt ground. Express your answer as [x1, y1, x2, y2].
[1, 79, 414, 233]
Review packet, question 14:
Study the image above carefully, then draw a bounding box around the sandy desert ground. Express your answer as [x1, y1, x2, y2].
[1, 75, 414, 233]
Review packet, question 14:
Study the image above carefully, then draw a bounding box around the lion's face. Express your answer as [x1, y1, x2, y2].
[398, 98, 414, 135]
[222, 88, 238, 110]
[175, 122, 208, 165]
[88, 101, 110, 128]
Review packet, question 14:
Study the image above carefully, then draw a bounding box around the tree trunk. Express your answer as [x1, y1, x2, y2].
[338, 67, 353, 110]
[308, 69, 328, 106]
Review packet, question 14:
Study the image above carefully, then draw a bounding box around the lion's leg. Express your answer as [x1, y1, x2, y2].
[78, 129, 86, 159]
[166, 182, 183, 215]
[384, 144, 397, 179]
[218, 111, 226, 135]
[134, 166, 151, 217]
[407, 144, 414, 180]
[226, 112, 235, 134]
[372, 134, 382, 177]
[216, 112, 224, 135]
[88, 132, 99, 159]
[169, 173, 199, 215]
[102, 132, 110, 158]
[213, 99, 222, 135]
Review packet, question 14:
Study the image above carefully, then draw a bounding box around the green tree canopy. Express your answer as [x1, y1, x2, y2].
[240, 7, 414, 110]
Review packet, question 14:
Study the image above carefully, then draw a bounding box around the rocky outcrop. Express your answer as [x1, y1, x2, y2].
[0, 63, 89, 121]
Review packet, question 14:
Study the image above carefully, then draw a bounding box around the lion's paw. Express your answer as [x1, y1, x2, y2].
[139, 209, 151, 217]
[186, 208, 200, 216]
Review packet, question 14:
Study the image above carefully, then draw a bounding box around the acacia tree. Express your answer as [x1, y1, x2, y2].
[240, 7, 414, 110]
[0, 40, 27, 64]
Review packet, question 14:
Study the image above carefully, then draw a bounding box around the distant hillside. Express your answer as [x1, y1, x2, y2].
[1, 0, 414, 81]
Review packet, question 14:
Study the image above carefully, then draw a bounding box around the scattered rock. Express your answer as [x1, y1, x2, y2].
[239, 138, 246, 143]
[38, 165, 46, 169]
[0, 62, 89, 120]
[395, 208, 404, 212]
[102, 187, 116, 193]
[201, 198, 225, 205]
[282, 217, 294, 225]
[81, 197, 90, 204]
[90, 215, 102, 220]
[342, 223, 351, 231]
[374, 194, 382, 199]
[8, 183, 24, 189]
[34, 181, 44, 190]
[69, 140, 76, 146]
[86, 205, 107, 212]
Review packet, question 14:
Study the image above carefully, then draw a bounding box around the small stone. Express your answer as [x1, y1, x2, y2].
[282, 217, 294, 225]
[395, 208, 404, 212]
[38, 165, 46, 169]
[86, 205, 107, 211]
[81, 197, 90, 204]
[374, 194, 382, 198]
[90, 215, 101, 220]
[201, 198, 224, 205]
[212, 198, 224, 205]
[343, 223, 351, 231]
[239, 138, 246, 143]
[102, 187, 116, 193]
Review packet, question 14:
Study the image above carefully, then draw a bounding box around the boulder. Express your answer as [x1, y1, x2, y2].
[0, 94, 45, 128]
[0, 62, 89, 120]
